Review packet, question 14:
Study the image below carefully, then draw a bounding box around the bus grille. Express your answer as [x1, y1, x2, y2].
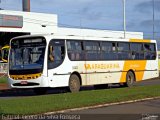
[10, 73, 41, 80]
[13, 83, 39, 86]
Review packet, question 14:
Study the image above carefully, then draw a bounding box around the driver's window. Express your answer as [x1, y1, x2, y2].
[48, 39, 65, 69]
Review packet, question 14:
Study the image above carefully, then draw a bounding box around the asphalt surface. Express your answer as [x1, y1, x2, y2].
[73, 98, 160, 114]
[64, 98, 160, 120]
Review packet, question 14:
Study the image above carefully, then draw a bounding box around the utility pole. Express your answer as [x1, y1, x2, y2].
[0, 0, 3, 10]
[0, 0, 1, 10]
[22, 0, 30, 12]
[123, 0, 126, 39]
[152, 0, 155, 40]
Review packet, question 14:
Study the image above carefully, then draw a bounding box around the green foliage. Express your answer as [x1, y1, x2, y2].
[0, 85, 160, 115]
[0, 76, 7, 84]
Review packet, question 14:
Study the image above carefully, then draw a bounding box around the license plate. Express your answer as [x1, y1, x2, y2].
[20, 81, 28, 85]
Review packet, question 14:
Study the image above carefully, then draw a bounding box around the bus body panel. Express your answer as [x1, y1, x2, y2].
[8, 35, 159, 89]
[83, 61, 124, 85]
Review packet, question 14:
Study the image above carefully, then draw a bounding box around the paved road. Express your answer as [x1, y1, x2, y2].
[66, 98, 160, 120]
[134, 78, 160, 86]
[70, 98, 160, 114]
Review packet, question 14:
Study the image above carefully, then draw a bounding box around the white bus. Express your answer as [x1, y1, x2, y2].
[8, 34, 159, 94]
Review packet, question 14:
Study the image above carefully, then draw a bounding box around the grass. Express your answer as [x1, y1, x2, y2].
[0, 76, 7, 84]
[0, 85, 160, 115]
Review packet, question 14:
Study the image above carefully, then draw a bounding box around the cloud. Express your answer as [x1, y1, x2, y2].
[76, 4, 104, 21]
[0, 0, 22, 10]
[31, 0, 124, 31]
[135, 0, 160, 13]
[126, 21, 137, 30]
[140, 19, 160, 30]
[3, 0, 160, 38]
[126, 0, 160, 37]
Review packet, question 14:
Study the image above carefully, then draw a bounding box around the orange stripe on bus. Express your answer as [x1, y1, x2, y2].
[120, 60, 147, 82]
[129, 39, 151, 43]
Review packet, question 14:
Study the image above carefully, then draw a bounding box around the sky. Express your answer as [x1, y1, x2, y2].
[0, 0, 160, 41]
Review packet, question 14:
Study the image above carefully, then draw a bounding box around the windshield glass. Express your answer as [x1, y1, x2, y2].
[9, 37, 46, 72]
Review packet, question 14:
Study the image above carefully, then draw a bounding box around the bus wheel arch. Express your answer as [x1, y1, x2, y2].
[69, 72, 81, 92]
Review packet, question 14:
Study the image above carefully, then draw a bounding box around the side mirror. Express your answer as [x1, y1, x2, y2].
[2, 46, 10, 63]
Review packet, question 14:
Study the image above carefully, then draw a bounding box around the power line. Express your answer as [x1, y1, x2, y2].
[0, 0, 2, 10]
[123, 0, 126, 39]
[152, 0, 155, 40]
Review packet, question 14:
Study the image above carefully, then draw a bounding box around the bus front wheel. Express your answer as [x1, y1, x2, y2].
[69, 74, 80, 93]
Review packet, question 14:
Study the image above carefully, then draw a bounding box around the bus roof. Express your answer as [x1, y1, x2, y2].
[11, 33, 156, 44]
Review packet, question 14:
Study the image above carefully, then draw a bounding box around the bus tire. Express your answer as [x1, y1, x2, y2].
[124, 71, 135, 87]
[33, 88, 47, 95]
[69, 74, 80, 93]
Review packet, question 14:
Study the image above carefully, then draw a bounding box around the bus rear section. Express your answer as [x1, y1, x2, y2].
[65, 39, 159, 90]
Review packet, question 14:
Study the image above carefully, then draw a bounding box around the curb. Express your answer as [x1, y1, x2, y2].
[44, 96, 160, 115]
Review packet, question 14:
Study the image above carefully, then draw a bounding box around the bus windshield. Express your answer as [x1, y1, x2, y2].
[9, 37, 46, 74]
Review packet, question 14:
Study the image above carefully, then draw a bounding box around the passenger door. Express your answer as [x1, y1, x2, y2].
[47, 39, 66, 87]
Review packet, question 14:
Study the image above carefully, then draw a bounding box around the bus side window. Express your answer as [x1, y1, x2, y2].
[130, 43, 144, 60]
[67, 40, 84, 61]
[144, 43, 156, 60]
[117, 42, 130, 60]
[48, 39, 65, 69]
